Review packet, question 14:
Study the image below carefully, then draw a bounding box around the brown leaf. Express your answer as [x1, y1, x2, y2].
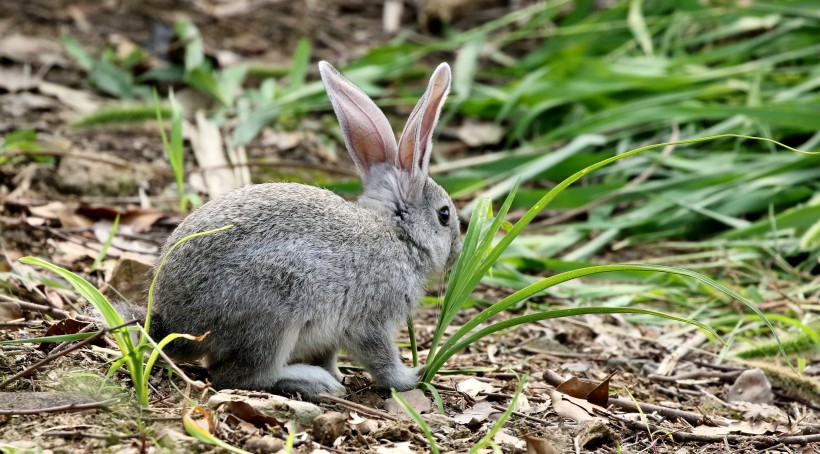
[555, 373, 612, 407]
[0, 34, 68, 66]
[223, 400, 284, 428]
[39, 319, 93, 352]
[525, 435, 561, 454]
[549, 390, 605, 424]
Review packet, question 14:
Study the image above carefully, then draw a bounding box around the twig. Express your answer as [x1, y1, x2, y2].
[649, 370, 742, 383]
[0, 294, 93, 321]
[317, 393, 400, 421]
[42, 430, 140, 440]
[0, 319, 137, 389]
[0, 397, 119, 415]
[51, 322, 97, 355]
[542, 370, 706, 425]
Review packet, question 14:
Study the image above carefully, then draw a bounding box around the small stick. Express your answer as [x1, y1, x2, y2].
[317, 393, 399, 421]
[649, 370, 742, 383]
[0, 397, 119, 415]
[42, 430, 141, 440]
[0, 294, 93, 321]
[0, 319, 137, 389]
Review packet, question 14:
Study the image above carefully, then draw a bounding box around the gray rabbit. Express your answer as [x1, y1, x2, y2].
[145, 61, 462, 400]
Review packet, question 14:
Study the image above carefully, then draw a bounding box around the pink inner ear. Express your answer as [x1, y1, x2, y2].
[319, 61, 398, 179]
[397, 63, 451, 175]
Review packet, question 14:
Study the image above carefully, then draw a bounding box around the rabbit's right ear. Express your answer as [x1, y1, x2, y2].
[319, 61, 398, 184]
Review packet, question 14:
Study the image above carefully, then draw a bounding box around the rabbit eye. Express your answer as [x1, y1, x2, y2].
[437, 206, 450, 226]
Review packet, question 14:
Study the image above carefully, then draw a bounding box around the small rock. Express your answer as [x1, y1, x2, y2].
[208, 389, 323, 425]
[312, 411, 347, 446]
[728, 369, 773, 404]
[55, 155, 145, 196]
[244, 435, 283, 454]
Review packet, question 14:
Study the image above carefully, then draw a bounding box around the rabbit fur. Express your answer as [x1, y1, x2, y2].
[147, 61, 462, 400]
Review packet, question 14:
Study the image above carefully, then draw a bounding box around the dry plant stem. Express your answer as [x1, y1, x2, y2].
[317, 393, 400, 421]
[649, 370, 743, 383]
[0, 398, 120, 415]
[531, 122, 680, 227]
[0, 319, 138, 389]
[0, 294, 93, 321]
[607, 397, 705, 426]
[42, 431, 141, 440]
[140, 331, 208, 393]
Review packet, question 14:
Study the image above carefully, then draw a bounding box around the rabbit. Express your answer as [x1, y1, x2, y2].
[145, 61, 462, 400]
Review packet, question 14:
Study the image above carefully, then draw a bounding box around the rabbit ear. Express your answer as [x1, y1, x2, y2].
[319, 61, 398, 182]
[397, 63, 451, 178]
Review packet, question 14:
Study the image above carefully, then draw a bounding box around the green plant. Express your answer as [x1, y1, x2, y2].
[155, 89, 194, 213]
[62, 35, 151, 99]
[18, 225, 232, 406]
[91, 214, 120, 272]
[419, 135, 813, 384]
[468, 374, 527, 453]
[390, 389, 440, 454]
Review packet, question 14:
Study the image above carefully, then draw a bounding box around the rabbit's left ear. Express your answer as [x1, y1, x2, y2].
[397, 63, 451, 179]
[319, 61, 399, 184]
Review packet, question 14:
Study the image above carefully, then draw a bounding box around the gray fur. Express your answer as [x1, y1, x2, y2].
[148, 62, 461, 400]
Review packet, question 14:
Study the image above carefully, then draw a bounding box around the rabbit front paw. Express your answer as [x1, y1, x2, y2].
[377, 365, 424, 391]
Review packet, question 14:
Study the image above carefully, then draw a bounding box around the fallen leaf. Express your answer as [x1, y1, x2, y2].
[223, 400, 284, 428]
[188, 111, 238, 197]
[549, 390, 605, 424]
[0, 66, 38, 92]
[384, 389, 432, 417]
[376, 442, 415, 454]
[452, 401, 496, 427]
[38, 319, 91, 351]
[555, 374, 612, 407]
[312, 411, 347, 446]
[494, 428, 525, 449]
[38, 81, 101, 113]
[0, 301, 22, 322]
[525, 435, 561, 454]
[457, 377, 498, 398]
[0, 34, 68, 66]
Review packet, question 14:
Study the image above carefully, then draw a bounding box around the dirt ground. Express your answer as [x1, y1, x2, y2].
[0, 1, 818, 453]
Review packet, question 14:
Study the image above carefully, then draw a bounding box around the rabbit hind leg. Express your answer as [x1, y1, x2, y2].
[273, 364, 346, 400]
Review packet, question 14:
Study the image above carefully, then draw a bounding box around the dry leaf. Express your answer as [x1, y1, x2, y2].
[452, 401, 496, 427]
[525, 435, 561, 454]
[549, 390, 605, 424]
[0, 66, 38, 92]
[384, 389, 432, 417]
[38, 81, 101, 113]
[457, 377, 498, 397]
[376, 442, 415, 454]
[188, 110, 238, 197]
[0, 34, 68, 66]
[223, 400, 284, 428]
[494, 428, 525, 449]
[555, 374, 612, 407]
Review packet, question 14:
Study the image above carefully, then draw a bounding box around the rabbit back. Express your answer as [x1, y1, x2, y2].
[150, 182, 425, 363]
